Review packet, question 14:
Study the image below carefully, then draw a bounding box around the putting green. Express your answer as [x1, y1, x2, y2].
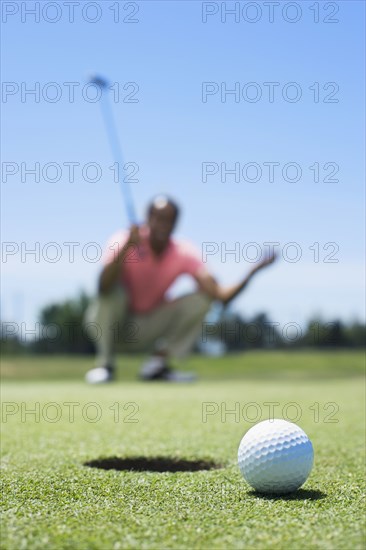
[1, 352, 365, 549]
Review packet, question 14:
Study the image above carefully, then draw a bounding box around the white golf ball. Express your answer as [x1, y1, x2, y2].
[237, 419, 314, 494]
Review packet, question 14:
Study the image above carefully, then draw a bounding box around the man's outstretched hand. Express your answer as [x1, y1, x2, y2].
[195, 251, 277, 306]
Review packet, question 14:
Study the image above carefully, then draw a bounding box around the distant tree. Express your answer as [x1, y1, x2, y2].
[298, 319, 362, 348]
[203, 311, 282, 352]
[217, 311, 245, 351]
[344, 321, 366, 347]
[0, 322, 26, 354]
[325, 321, 348, 347]
[246, 313, 282, 349]
[31, 292, 94, 354]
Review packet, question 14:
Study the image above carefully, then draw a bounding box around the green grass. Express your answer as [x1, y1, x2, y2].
[1, 351, 365, 549]
[1, 349, 364, 381]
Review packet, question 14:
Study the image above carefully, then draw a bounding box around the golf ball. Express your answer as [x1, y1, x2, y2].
[237, 419, 314, 494]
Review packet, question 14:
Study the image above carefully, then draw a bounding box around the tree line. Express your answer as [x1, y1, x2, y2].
[1, 292, 365, 355]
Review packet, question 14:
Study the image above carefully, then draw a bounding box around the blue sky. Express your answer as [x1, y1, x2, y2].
[1, 0, 365, 328]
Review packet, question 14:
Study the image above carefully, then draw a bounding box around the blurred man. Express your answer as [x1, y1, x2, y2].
[85, 195, 275, 382]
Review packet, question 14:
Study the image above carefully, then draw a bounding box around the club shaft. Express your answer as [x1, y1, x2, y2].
[99, 90, 137, 224]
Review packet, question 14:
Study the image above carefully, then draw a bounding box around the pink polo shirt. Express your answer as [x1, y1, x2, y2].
[102, 226, 204, 313]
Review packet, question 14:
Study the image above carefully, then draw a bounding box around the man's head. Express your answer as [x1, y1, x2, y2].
[147, 195, 180, 253]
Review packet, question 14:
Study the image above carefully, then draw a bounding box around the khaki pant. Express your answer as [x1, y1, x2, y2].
[84, 286, 212, 366]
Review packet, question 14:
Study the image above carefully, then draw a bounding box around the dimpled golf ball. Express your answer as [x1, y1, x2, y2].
[237, 419, 314, 494]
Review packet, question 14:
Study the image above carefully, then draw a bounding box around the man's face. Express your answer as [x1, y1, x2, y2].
[148, 203, 176, 247]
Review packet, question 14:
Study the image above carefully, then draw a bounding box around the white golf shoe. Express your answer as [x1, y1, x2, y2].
[85, 367, 114, 384]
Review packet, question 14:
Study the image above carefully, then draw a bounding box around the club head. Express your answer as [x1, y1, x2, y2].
[87, 73, 110, 88]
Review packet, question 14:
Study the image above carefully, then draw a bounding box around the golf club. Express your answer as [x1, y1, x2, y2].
[88, 74, 137, 224]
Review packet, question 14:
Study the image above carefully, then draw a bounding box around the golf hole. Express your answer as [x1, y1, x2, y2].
[84, 456, 223, 473]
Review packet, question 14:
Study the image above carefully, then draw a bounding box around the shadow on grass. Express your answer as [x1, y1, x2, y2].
[84, 456, 223, 473]
[248, 488, 326, 501]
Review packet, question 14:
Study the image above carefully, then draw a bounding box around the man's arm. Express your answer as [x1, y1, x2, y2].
[194, 254, 276, 305]
[98, 225, 140, 294]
